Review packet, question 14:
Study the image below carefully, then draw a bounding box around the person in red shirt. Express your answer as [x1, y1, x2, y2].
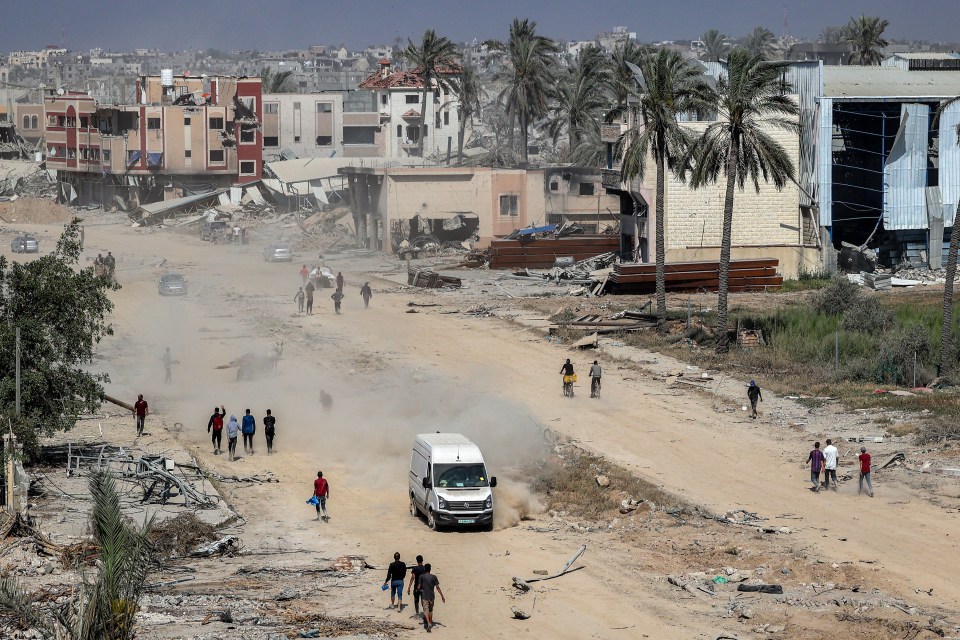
[299, 264, 310, 286]
[313, 471, 330, 521]
[858, 446, 873, 497]
[133, 394, 148, 437]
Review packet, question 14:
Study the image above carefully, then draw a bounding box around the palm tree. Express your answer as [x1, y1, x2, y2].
[845, 15, 890, 65]
[497, 18, 559, 164]
[620, 49, 707, 329]
[259, 66, 293, 93]
[0, 472, 155, 639]
[936, 96, 960, 377]
[745, 27, 776, 58]
[401, 29, 460, 157]
[702, 29, 729, 62]
[546, 45, 607, 159]
[450, 62, 486, 165]
[605, 40, 646, 121]
[687, 48, 798, 354]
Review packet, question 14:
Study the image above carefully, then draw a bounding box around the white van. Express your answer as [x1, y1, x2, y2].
[409, 433, 497, 531]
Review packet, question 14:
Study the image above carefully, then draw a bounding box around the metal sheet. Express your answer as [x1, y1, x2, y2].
[883, 104, 929, 231]
[939, 100, 960, 226]
[816, 97, 833, 225]
[783, 61, 822, 209]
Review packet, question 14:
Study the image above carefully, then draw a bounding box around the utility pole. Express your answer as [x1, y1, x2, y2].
[14, 327, 21, 416]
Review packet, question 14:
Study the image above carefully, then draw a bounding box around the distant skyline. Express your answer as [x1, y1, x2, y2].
[2, 0, 958, 53]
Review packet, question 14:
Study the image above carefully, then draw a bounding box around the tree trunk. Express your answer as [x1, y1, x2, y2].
[457, 117, 466, 165]
[521, 114, 529, 164]
[939, 201, 960, 377]
[655, 152, 667, 331]
[419, 77, 430, 158]
[715, 144, 739, 354]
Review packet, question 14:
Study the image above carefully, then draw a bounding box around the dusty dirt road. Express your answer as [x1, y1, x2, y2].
[12, 217, 959, 638]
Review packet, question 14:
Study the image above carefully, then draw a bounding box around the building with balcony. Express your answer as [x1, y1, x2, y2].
[358, 60, 462, 161]
[45, 73, 262, 208]
[260, 91, 382, 160]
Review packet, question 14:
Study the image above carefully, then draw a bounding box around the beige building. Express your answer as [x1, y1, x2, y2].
[260, 92, 382, 160]
[339, 165, 615, 252]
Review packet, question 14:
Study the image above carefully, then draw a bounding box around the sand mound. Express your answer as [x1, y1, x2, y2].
[0, 198, 76, 225]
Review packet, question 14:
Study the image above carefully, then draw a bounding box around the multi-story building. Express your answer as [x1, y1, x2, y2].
[261, 91, 381, 160]
[358, 60, 461, 160]
[7, 48, 67, 69]
[45, 73, 262, 208]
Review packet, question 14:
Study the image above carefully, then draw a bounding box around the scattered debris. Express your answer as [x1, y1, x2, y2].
[189, 535, 241, 558]
[408, 268, 462, 289]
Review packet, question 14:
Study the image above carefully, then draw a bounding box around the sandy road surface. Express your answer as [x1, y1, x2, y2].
[46, 221, 960, 637]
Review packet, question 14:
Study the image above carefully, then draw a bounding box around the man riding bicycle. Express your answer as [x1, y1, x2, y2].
[560, 359, 576, 397]
[589, 360, 602, 398]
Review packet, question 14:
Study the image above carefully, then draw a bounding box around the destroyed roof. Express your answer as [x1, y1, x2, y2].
[266, 157, 430, 184]
[137, 189, 227, 216]
[823, 66, 960, 98]
[358, 64, 461, 89]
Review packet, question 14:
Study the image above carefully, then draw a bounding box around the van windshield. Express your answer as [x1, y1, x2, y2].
[433, 463, 489, 488]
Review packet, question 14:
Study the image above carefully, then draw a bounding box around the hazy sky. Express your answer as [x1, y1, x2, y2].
[3, 0, 957, 52]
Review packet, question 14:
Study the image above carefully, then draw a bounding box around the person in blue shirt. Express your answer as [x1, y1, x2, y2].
[241, 409, 256, 455]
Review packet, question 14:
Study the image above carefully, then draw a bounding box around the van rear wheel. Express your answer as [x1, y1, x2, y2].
[409, 495, 419, 517]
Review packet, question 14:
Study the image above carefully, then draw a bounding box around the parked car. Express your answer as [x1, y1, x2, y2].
[200, 221, 229, 242]
[263, 244, 293, 262]
[11, 235, 39, 253]
[158, 272, 188, 296]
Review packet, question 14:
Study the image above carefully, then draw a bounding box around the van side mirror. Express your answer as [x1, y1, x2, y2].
[490, 477, 497, 488]
[422, 477, 431, 489]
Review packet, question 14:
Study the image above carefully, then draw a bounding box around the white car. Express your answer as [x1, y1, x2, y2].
[263, 244, 293, 262]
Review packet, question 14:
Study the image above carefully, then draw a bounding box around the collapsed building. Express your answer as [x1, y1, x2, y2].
[44, 72, 262, 209]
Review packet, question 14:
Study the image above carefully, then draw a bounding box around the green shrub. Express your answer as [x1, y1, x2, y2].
[812, 273, 861, 315]
[840, 296, 893, 333]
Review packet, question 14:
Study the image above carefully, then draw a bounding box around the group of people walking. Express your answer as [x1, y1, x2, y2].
[383, 552, 445, 632]
[207, 406, 277, 460]
[806, 439, 874, 496]
[294, 268, 372, 315]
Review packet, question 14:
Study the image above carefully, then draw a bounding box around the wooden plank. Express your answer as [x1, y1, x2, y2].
[610, 267, 776, 284]
[613, 258, 777, 275]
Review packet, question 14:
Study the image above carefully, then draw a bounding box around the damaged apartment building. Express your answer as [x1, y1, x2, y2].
[45, 72, 262, 209]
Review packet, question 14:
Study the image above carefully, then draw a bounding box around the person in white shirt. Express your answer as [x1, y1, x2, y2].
[822, 439, 839, 492]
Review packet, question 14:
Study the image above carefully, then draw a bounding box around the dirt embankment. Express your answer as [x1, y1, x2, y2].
[0, 198, 76, 225]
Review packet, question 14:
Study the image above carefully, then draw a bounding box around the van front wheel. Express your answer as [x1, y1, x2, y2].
[427, 509, 440, 531]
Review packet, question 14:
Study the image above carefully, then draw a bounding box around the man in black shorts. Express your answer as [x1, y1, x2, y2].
[407, 555, 427, 618]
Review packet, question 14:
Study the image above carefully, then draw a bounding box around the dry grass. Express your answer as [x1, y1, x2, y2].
[528, 440, 685, 520]
[148, 513, 218, 558]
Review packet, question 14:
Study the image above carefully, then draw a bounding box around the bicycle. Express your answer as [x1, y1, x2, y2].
[562, 374, 576, 398]
[590, 377, 601, 399]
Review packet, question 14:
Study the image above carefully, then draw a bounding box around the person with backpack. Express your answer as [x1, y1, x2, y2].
[207, 405, 225, 454]
[263, 409, 276, 455]
[241, 409, 256, 455]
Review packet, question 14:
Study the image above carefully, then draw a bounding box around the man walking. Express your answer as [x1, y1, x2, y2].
[313, 471, 329, 521]
[305, 281, 315, 315]
[226, 415, 240, 461]
[747, 380, 762, 419]
[241, 409, 256, 455]
[407, 555, 427, 619]
[331, 289, 344, 314]
[263, 409, 276, 455]
[822, 438, 839, 491]
[384, 552, 407, 612]
[589, 360, 602, 398]
[806, 441, 825, 492]
[294, 287, 305, 313]
[133, 394, 148, 437]
[336, 271, 345, 291]
[858, 446, 874, 497]
[300, 264, 310, 286]
[360, 282, 372, 308]
[162, 347, 174, 384]
[207, 405, 225, 454]
[419, 563, 445, 632]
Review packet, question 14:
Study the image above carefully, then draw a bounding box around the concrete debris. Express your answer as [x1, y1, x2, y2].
[595, 475, 610, 487]
[190, 535, 241, 558]
[879, 452, 907, 470]
[407, 268, 462, 289]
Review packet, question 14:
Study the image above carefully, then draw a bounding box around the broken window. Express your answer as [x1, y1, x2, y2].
[405, 125, 420, 142]
[579, 182, 595, 196]
[405, 94, 419, 104]
[209, 117, 224, 130]
[550, 180, 559, 192]
[240, 160, 256, 175]
[316, 102, 332, 113]
[147, 117, 161, 130]
[264, 103, 278, 115]
[184, 116, 191, 125]
[316, 135, 333, 146]
[48, 115, 57, 127]
[118, 112, 138, 132]
[499, 194, 519, 217]
[240, 128, 255, 143]
[184, 149, 192, 158]
[343, 127, 375, 145]
[263, 136, 279, 147]
[381, 94, 388, 106]
[209, 149, 225, 163]
[80, 117, 89, 128]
